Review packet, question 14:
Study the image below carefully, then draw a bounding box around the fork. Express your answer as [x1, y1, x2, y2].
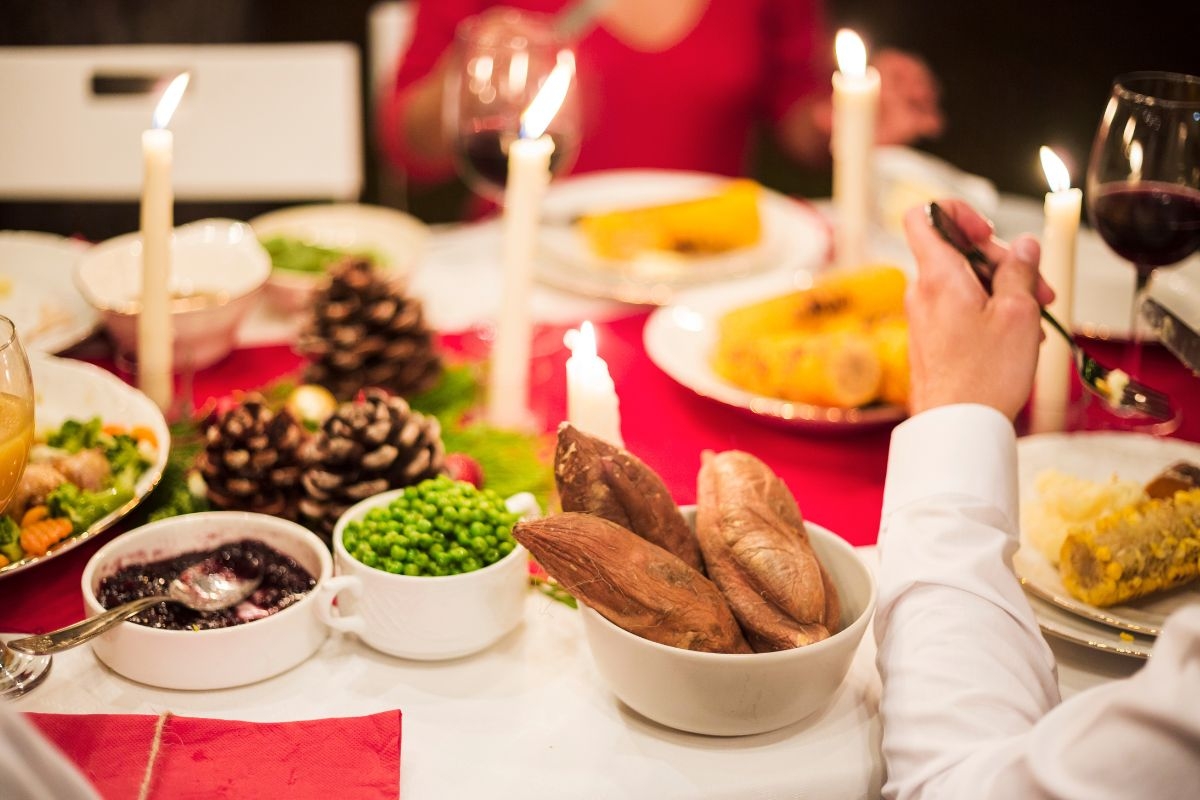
[926, 202, 1174, 421]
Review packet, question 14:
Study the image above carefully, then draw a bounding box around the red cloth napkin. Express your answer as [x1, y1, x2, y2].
[25, 711, 401, 799]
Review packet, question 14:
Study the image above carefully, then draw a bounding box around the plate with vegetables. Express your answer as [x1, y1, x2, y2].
[0, 354, 169, 578]
[249, 203, 429, 312]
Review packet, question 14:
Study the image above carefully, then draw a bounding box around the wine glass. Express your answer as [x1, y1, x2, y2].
[444, 8, 581, 203]
[0, 316, 46, 698]
[1085, 71, 1200, 428]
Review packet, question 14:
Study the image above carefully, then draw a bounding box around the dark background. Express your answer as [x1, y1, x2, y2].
[2, 0, 1198, 236]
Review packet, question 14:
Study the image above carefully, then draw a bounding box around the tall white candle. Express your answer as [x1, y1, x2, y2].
[1030, 146, 1081, 434]
[565, 321, 622, 446]
[831, 29, 879, 268]
[487, 52, 574, 429]
[138, 72, 189, 412]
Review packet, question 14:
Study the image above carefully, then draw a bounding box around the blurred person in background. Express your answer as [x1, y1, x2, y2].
[378, 0, 942, 191]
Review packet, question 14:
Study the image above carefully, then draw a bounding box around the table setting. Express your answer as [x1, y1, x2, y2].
[0, 21, 1197, 799]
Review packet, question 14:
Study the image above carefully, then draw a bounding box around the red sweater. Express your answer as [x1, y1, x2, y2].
[379, 0, 832, 182]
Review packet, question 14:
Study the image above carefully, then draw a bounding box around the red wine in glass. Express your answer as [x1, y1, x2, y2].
[454, 123, 576, 201]
[1090, 182, 1200, 274]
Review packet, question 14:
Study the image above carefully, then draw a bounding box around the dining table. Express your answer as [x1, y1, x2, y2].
[1, 189, 1198, 799]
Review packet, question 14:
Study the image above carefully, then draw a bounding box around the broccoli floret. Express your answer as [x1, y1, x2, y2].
[46, 483, 132, 534]
[103, 433, 149, 494]
[0, 516, 21, 562]
[46, 417, 103, 452]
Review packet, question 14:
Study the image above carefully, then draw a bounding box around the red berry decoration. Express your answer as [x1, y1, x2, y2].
[445, 453, 485, 488]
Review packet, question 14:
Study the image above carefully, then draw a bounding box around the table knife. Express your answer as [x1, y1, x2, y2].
[1141, 297, 1200, 375]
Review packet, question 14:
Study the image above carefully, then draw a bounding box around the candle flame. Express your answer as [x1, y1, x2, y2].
[835, 29, 867, 77]
[152, 72, 191, 130]
[520, 50, 574, 139]
[565, 320, 597, 358]
[1039, 146, 1071, 193]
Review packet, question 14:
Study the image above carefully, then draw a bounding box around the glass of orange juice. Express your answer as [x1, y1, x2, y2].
[0, 315, 44, 698]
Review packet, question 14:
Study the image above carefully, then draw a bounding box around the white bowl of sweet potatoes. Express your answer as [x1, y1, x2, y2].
[515, 424, 877, 737]
[578, 516, 874, 736]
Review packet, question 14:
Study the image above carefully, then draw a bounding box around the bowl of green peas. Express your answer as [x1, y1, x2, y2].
[317, 476, 538, 660]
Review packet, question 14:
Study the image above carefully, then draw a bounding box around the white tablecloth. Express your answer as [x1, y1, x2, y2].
[13, 547, 1141, 799]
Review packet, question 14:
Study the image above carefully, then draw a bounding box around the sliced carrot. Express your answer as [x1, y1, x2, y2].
[101, 423, 128, 436]
[129, 425, 159, 449]
[0, 554, 9, 568]
[19, 517, 73, 557]
[20, 505, 48, 528]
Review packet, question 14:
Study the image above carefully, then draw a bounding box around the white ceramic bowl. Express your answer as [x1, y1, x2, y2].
[324, 488, 534, 660]
[74, 219, 270, 369]
[81, 512, 332, 690]
[249, 203, 429, 312]
[579, 512, 876, 736]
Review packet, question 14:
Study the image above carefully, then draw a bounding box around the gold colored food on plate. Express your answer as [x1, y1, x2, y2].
[1021, 469, 1147, 565]
[712, 264, 908, 408]
[1059, 487, 1200, 607]
[577, 179, 762, 260]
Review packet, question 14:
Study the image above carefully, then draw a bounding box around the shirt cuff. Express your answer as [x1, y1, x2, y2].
[882, 404, 1019, 531]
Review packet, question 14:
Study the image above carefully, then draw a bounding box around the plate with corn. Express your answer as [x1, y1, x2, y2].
[1015, 432, 1200, 641]
[643, 263, 910, 432]
[536, 170, 829, 305]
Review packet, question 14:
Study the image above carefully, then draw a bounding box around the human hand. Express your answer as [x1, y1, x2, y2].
[902, 200, 1054, 420]
[874, 49, 943, 145]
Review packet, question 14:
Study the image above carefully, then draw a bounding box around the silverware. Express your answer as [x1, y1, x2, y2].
[6, 556, 263, 656]
[553, 0, 613, 38]
[1141, 297, 1200, 375]
[926, 202, 1174, 421]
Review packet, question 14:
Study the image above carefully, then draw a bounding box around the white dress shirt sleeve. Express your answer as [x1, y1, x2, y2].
[875, 403, 1200, 800]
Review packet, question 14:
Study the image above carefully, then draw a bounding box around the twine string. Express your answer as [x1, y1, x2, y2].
[137, 711, 173, 800]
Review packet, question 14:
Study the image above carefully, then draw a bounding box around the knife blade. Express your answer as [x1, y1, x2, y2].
[1141, 297, 1200, 375]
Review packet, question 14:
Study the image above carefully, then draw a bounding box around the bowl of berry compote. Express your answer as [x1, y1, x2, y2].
[81, 511, 332, 690]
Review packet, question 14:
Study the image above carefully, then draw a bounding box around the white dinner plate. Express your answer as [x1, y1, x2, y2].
[1014, 431, 1200, 636]
[1026, 592, 1153, 660]
[0, 231, 98, 354]
[0, 354, 170, 579]
[991, 194, 1200, 341]
[643, 269, 907, 432]
[536, 170, 830, 305]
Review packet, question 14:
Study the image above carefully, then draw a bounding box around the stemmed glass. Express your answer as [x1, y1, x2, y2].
[0, 316, 45, 698]
[1085, 71, 1200, 428]
[444, 8, 581, 203]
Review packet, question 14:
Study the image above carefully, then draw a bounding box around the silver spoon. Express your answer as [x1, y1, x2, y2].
[5, 557, 264, 657]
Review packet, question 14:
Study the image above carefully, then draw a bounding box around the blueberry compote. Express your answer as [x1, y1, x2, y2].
[98, 539, 316, 630]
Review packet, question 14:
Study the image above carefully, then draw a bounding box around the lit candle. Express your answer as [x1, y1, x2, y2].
[139, 72, 189, 412]
[487, 51, 574, 429]
[565, 321, 622, 446]
[831, 29, 879, 268]
[1030, 146, 1082, 433]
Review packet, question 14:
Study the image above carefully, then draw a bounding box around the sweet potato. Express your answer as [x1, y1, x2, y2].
[696, 450, 839, 651]
[554, 423, 704, 572]
[514, 512, 751, 654]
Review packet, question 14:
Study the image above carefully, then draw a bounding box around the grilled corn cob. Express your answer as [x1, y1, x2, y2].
[578, 179, 762, 260]
[1059, 488, 1200, 607]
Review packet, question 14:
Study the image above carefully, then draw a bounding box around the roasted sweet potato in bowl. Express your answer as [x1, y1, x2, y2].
[576, 508, 876, 737]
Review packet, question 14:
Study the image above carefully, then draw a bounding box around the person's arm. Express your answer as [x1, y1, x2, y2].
[0, 707, 100, 799]
[876, 202, 1200, 799]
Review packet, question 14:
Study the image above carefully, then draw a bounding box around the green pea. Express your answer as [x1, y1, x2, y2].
[403, 563, 420, 577]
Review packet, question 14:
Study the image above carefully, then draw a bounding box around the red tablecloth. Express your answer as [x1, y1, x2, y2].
[0, 312, 1197, 635]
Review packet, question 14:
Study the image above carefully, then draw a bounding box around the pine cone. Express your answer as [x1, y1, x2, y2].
[298, 389, 446, 541]
[298, 258, 443, 401]
[198, 395, 308, 520]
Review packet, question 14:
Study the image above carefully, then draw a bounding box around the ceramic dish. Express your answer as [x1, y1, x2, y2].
[81, 511, 332, 690]
[1025, 592, 1153, 660]
[0, 354, 170, 579]
[579, 512, 876, 737]
[536, 170, 830, 305]
[643, 269, 907, 432]
[0, 231, 97, 353]
[1013, 431, 1200, 635]
[74, 218, 270, 369]
[249, 203, 429, 312]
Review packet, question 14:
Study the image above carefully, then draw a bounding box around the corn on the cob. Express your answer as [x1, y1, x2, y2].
[578, 179, 762, 260]
[1059, 488, 1200, 607]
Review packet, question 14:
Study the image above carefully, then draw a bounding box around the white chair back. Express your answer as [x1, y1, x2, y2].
[0, 43, 363, 202]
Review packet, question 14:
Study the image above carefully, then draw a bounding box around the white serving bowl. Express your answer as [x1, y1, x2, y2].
[74, 218, 270, 369]
[324, 488, 534, 660]
[579, 512, 876, 736]
[81, 512, 332, 690]
[249, 203, 428, 312]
